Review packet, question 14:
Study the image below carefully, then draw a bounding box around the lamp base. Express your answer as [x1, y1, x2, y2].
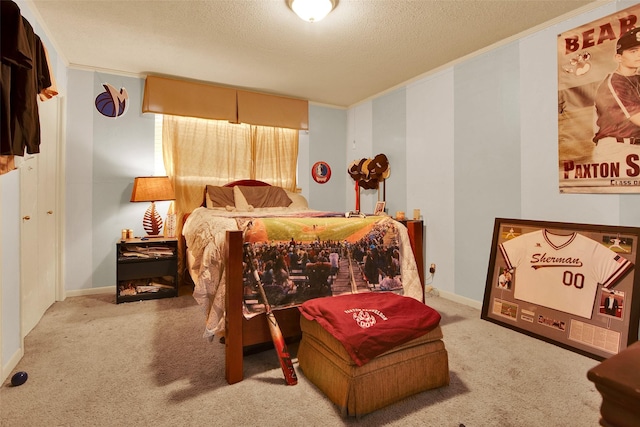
[143, 202, 163, 236]
[164, 202, 176, 238]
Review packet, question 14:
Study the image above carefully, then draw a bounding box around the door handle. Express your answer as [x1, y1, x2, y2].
[23, 216, 31, 220]
[47, 211, 53, 215]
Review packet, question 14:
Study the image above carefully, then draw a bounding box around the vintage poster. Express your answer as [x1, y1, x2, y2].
[558, 4, 640, 193]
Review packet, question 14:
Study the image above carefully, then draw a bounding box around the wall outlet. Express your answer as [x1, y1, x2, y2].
[429, 263, 436, 274]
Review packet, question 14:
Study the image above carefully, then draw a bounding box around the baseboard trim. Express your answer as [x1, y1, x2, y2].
[65, 286, 113, 298]
[1, 347, 24, 384]
[64, 285, 483, 310]
[66, 286, 482, 310]
[438, 289, 483, 310]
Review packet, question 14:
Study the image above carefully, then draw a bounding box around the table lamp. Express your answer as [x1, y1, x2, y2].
[130, 176, 175, 236]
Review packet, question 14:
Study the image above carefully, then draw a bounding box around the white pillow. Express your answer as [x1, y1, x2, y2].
[233, 186, 252, 211]
[286, 191, 309, 210]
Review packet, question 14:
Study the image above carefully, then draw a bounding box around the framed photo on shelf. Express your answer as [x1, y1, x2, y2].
[374, 201, 386, 216]
[482, 218, 640, 360]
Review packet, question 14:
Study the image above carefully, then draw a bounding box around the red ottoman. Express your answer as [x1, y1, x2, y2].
[297, 293, 450, 417]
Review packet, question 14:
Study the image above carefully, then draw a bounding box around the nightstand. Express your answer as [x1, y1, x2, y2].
[116, 237, 178, 303]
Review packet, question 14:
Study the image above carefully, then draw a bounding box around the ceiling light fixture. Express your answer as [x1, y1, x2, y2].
[288, 0, 336, 23]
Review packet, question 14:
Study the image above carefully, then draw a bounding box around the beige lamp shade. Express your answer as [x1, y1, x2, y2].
[130, 176, 175, 202]
[130, 176, 175, 236]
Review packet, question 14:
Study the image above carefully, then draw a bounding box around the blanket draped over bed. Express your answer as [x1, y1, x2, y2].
[299, 292, 441, 366]
[183, 207, 422, 338]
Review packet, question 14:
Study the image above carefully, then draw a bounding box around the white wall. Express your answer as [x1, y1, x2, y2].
[348, 0, 640, 304]
[1, 171, 23, 381]
[346, 103, 374, 213]
[45, 0, 636, 306]
[307, 105, 348, 212]
[64, 70, 95, 292]
[406, 70, 455, 294]
[372, 89, 407, 216]
[5, 1, 640, 379]
[63, 71, 157, 292]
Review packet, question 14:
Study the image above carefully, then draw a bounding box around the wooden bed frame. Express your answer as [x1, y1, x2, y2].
[223, 218, 425, 384]
[187, 179, 425, 383]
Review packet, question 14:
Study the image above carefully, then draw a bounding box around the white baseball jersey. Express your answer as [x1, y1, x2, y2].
[499, 230, 633, 319]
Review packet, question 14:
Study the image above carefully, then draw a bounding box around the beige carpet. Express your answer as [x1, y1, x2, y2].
[1, 290, 603, 426]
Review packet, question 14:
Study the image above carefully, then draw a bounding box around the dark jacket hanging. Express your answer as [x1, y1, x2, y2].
[1, 0, 51, 157]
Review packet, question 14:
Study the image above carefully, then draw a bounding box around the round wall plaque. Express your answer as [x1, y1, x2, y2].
[312, 161, 331, 183]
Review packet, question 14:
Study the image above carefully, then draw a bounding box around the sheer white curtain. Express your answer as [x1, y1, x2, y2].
[162, 115, 299, 281]
[163, 115, 252, 215]
[252, 125, 299, 189]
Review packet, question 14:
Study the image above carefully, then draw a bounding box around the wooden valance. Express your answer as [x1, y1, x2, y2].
[237, 90, 308, 130]
[142, 75, 237, 122]
[142, 75, 309, 130]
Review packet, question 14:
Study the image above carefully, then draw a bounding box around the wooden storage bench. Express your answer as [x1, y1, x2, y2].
[587, 341, 640, 427]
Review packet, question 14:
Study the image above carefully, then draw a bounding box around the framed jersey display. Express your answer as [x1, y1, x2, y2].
[482, 218, 640, 360]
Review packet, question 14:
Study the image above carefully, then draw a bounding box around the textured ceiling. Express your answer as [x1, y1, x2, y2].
[29, 0, 603, 107]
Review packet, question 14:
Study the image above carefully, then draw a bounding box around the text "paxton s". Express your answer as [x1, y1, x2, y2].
[563, 154, 640, 179]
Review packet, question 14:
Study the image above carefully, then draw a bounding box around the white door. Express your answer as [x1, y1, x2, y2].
[20, 97, 60, 337]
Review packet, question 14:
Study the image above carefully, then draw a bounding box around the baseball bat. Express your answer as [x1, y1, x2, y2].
[244, 244, 298, 385]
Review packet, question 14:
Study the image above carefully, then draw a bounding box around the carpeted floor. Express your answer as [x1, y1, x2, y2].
[0, 291, 603, 426]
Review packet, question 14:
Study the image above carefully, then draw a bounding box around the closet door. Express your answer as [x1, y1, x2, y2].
[20, 97, 60, 337]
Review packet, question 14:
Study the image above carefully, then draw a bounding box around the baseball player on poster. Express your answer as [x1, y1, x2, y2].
[558, 4, 640, 193]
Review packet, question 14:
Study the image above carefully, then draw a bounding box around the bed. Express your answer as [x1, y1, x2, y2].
[182, 180, 426, 384]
